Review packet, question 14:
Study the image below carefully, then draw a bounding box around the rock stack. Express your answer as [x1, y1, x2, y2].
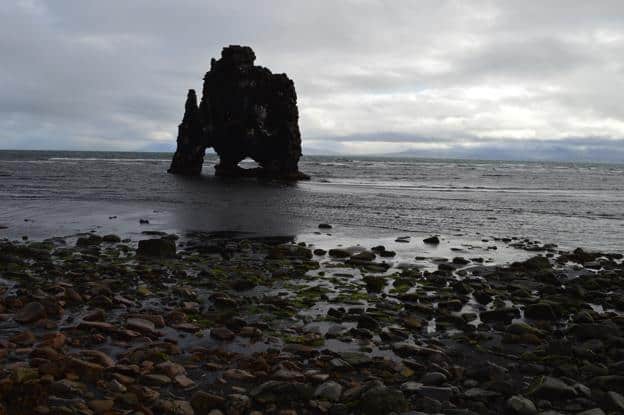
[168, 45, 308, 180]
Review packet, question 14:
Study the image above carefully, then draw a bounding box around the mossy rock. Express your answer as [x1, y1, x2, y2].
[76, 235, 103, 247]
[357, 383, 408, 415]
[137, 238, 176, 258]
[363, 276, 386, 292]
[268, 244, 312, 260]
[102, 234, 122, 243]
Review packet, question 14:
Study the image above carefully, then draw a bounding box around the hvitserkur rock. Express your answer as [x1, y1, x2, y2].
[168, 45, 308, 180]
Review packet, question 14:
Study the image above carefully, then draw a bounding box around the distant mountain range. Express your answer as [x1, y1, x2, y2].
[139, 140, 624, 163]
[380, 146, 624, 163]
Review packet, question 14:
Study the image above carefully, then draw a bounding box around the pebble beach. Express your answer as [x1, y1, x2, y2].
[1, 224, 623, 415]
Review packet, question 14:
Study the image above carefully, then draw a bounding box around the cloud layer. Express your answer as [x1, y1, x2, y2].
[1, 0, 623, 161]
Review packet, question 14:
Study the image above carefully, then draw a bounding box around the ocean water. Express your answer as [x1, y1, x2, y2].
[0, 150, 623, 252]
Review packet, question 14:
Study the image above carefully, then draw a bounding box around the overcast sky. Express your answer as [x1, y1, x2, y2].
[1, 1, 624, 161]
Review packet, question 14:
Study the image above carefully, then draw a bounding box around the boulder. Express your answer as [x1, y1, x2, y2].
[268, 244, 312, 259]
[511, 255, 551, 271]
[351, 251, 376, 261]
[506, 395, 537, 415]
[314, 381, 343, 401]
[102, 234, 121, 243]
[576, 410, 605, 415]
[480, 307, 520, 324]
[137, 238, 176, 258]
[363, 276, 386, 292]
[423, 236, 440, 244]
[251, 381, 314, 404]
[328, 248, 351, 258]
[528, 376, 577, 400]
[191, 391, 225, 412]
[420, 372, 447, 386]
[606, 391, 624, 411]
[76, 235, 102, 247]
[357, 381, 409, 415]
[15, 302, 46, 324]
[210, 327, 235, 341]
[524, 302, 558, 321]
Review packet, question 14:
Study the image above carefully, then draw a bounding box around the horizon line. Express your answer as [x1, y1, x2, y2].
[1, 148, 623, 165]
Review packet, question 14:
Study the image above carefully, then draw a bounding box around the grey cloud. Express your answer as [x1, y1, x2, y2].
[0, 1, 623, 161]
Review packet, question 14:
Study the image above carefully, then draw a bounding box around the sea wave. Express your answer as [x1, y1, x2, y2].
[48, 157, 171, 162]
[311, 179, 621, 193]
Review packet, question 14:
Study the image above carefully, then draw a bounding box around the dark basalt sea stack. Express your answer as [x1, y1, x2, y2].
[168, 45, 309, 180]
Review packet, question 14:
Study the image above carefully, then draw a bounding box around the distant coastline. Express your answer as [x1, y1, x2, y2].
[1, 148, 624, 166]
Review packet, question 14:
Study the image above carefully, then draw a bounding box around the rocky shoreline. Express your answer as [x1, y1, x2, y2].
[0, 229, 623, 415]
